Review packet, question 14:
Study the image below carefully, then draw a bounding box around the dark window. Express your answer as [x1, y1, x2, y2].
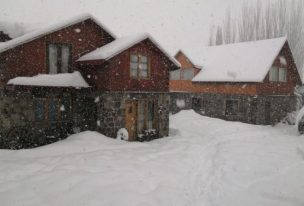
[60, 97, 71, 121]
[225, 100, 239, 115]
[35, 99, 45, 121]
[48, 44, 72, 74]
[34, 97, 71, 123]
[130, 54, 149, 79]
[48, 99, 58, 122]
[147, 101, 155, 130]
[192, 98, 201, 109]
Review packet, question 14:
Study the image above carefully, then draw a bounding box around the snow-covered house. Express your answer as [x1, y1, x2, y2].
[0, 14, 179, 149]
[171, 37, 302, 125]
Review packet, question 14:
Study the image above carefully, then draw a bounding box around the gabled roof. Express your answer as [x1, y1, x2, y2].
[189, 36, 290, 83]
[0, 13, 116, 53]
[77, 33, 181, 67]
[7, 71, 90, 88]
[175, 50, 203, 69]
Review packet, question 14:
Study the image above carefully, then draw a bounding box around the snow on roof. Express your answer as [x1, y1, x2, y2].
[0, 13, 116, 53]
[190, 37, 288, 83]
[7, 71, 90, 88]
[77, 33, 181, 67]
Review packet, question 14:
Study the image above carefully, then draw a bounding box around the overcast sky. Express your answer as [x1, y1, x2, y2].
[0, 0, 244, 54]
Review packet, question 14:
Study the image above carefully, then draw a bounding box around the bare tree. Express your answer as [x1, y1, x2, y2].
[210, 0, 304, 76]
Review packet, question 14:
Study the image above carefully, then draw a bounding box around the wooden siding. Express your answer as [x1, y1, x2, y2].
[170, 81, 258, 95]
[81, 39, 172, 92]
[0, 19, 114, 87]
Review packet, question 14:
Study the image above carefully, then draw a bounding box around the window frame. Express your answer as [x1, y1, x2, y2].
[34, 97, 72, 123]
[269, 66, 287, 83]
[129, 53, 150, 80]
[46, 43, 72, 74]
[136, 99, 156, 134]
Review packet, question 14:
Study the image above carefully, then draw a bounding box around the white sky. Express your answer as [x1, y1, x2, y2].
[0, 0, 244, 54]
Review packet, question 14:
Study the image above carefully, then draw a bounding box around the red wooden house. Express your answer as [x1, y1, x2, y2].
[170, 37, 302, 125]
[0, 14, 179, 149]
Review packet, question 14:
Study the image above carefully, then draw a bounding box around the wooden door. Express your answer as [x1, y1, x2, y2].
[125, 101, 137, 141]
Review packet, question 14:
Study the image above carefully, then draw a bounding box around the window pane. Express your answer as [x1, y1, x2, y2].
[141, 56, 148, 63]
[48, 44, 58, 74]
[48, 99, 57, 122]
[170, 69, 181, 80]
[131, 55, 138, 62]
[182, 69, 194, 80]
[61, 46, 70, 73]
[137, 101, 145, 134]
[130, 62, 138, 69]
[269, 67, 278, 81]
[140, 70, 148, 78]
[279, 68, 287, 82]
[131, 68, 137, 78]
[60, 97, 71, 120]
[139, 63, 148, 70]
[35, 99, 44, 121]
[147, 101, 154, 121]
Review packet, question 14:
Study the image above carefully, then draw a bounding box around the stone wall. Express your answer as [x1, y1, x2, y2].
[94, 92, 170, 139]
[0, 89, 78, 149]
[170, 92, 297, 125]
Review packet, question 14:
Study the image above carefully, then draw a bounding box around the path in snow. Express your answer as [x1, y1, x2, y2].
[0, 110, 304, 206]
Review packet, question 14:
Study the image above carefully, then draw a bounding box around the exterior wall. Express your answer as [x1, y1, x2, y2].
[170, 51, 201, 92]
[170, 92, 297, 125]
[95, 92, 170, 139]
[81, 39, 173, 92]
[170, 81, 258, 95]
[0, 87, 99, 149]
[0, 19, 114, 88]
[257, 43, 301, 95]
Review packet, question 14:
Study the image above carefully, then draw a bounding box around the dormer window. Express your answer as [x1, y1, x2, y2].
[47, 44, 72, 74]
[130, 54, 149, 79]
[269, 66, 287, 82]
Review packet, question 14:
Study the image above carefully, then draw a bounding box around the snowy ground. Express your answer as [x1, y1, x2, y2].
[0, 110, 304, 206]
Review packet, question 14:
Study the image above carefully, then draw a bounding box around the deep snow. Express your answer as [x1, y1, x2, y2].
[0, 110, 303, 206]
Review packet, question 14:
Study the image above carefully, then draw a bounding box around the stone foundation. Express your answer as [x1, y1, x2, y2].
[94, 92, 170, 139]
[170, 92, 297, 125]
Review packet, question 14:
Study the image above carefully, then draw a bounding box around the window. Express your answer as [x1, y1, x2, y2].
[130, 54, 149, 79]
[137, 101, 145, 133]
[35, 99, 45, 121]
[60, 97, 71, 121]
[147, 101, 154, 130]
[34, 97, 72, 122]
[182, 69, 195, 80]
[136, 100, 155, 134]
[192, 98, 201, 109]
[225, 100, 239, 115]
[48, 44, 72, 74]
[170, 69, 181, 80]
[269, 66, 287, 82]
[48, 99, 58, 122]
